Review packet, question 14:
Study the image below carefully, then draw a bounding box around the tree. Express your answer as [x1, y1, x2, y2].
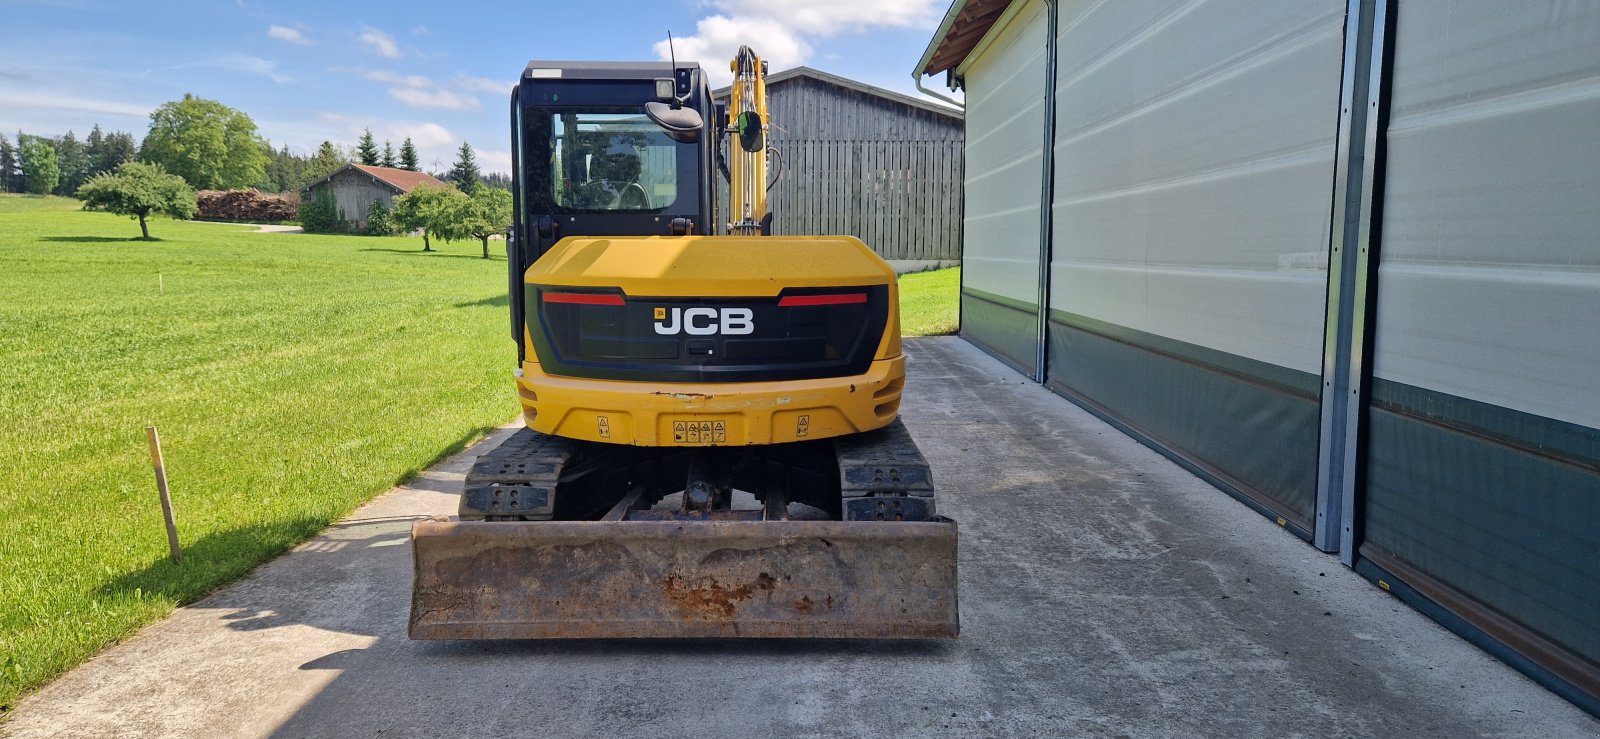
[381, 140, 396, 168]
[54, 130, 90, 195]
[357, 128, 380, 166]
[399, 137, 419, 171]
[445, 185, 512, 258]
[305, 140, 347, 185]
[77, 161, 197, 239]
[19, 137, 59, 195]
[264, 144, 309, 193]
[92, 130, 137, 177]
[365, 199, 395, 236]
[446, 141, 481, 191]
[391, 183, 468, 251]
[0, 134, 15, 193]
[298, 190, 344, 233]
[139, 94, 270, 189]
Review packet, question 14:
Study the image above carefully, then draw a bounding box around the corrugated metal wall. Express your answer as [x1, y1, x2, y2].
[1045, 0, 1345, 530]
[958, 0, 1048, 375]
[951, 0, 1600, 711]
[1358, 0, 1600, 693]
[714, 75, 964, 261]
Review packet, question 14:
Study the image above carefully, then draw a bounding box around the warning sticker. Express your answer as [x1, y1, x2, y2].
[597, 416, 611, 438]
[672, 419, 726, 444]
[796, 415, 810, 437]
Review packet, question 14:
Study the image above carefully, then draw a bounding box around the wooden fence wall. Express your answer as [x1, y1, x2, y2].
[720, 139, 964, 261]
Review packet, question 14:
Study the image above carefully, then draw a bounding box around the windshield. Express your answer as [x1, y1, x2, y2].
[548, 111, 680, 211]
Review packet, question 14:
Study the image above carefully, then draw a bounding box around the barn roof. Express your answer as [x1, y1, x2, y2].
[713, 66, 962, 119]
[303, 163, 448, 194]
[915, 0, 1017, 78]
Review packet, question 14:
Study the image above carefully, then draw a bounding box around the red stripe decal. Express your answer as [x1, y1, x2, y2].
[778, 293, 867, 307]
[543, 292, 625, 306]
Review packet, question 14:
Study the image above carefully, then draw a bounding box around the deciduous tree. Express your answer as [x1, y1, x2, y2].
[444, 185, 512, 258]
[19, 137, 59, 195]
[392, 182, 468, 252]
[77, 161, 198, 239]
[138, 94, 270, 189]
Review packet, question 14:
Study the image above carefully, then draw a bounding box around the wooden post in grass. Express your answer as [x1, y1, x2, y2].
[145, 426, 182, 562]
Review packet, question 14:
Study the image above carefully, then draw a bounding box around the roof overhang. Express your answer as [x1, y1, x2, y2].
[914, 0, 1017, 83]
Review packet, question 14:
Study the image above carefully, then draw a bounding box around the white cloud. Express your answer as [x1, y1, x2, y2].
[389, 86, 480, 111]
[478, 149, 512, 174]
[713, 0, 941, 34]
[0, 90, 151, 118]
[334, 67, 491, 111]
[454, 75, 512, 95]
[267, 25, 311, 45]
[217, 55, 292, 84]
[358, 26, 401, 59]
[657, 0, 942, 86]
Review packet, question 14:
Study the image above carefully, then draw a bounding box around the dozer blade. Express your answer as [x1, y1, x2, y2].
[409, 517, 959, 639]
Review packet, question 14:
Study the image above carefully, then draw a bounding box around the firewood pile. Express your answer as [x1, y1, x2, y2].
[195, 189, 299, 222]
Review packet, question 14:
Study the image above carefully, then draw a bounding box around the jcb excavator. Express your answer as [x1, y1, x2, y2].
[409, 48, 959, 639]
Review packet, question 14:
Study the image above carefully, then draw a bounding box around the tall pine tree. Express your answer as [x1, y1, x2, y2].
[306, 140, 347, 183]
[357, 128, 380, 166]
[54, 130, 90, 195]
[0, 134, 15, 193]
[381, 140, 396, 168]
[446, 141, 481, 192]
[399, 137, 419, 171]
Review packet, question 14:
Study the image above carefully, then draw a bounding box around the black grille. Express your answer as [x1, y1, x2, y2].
[527, 285, 889, 382]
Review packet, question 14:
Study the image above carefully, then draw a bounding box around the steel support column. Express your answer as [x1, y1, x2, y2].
[1313, 0, 1393, 558]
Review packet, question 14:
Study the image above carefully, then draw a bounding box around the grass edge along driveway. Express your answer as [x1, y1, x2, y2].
[0, 195, 959, 713]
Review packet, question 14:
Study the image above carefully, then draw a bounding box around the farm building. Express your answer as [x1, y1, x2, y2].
[713, 67, 964, 266]
[920, 0, 1600, 714]
[302, 164, 447, 230]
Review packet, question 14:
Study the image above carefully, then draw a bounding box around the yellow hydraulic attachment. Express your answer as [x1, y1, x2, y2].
[727, 46, 768, 235]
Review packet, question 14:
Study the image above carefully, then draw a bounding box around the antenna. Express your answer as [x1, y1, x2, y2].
[666, 31, 688, 108]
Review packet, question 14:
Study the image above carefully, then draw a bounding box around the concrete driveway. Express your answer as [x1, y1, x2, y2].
[6, 338, 1596, 737]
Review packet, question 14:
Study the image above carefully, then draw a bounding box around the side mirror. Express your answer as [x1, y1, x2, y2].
[736, 111, 764, 153]
[645, 101, 702, 144]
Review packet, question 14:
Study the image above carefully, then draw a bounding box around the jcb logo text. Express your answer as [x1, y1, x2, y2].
[653, 307, 754, 336]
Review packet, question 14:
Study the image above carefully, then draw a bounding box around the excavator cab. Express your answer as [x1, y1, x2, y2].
[409, 52, 959, 640]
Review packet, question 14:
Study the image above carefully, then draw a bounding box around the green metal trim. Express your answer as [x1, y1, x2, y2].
[1050, 310, 1321, 399]
[1371, 379, 1599, 474]
[1045, 316, 1322, 530]
[960, 287, 1039, 378]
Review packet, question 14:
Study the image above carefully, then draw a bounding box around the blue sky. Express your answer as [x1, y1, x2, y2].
[1, 0, 960, 175]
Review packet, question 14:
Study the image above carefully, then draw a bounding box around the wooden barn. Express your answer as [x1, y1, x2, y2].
[713, 67, 964, 265]
[302, 164, 447, 230]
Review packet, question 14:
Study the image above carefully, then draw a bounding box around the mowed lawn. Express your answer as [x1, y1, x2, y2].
[0, 195, 518, 712]
[898, 265, 959, 336]
[0, 194, 960, 712]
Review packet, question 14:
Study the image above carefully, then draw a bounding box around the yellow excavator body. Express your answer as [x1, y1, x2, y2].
[408, 48, 958, 641]
[516, 234, 904, 446]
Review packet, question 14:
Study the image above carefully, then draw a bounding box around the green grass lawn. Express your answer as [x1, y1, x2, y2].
[0, 194, 959, 713]
[0, 195, 518, 712]
[898, 266, 960, 337]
